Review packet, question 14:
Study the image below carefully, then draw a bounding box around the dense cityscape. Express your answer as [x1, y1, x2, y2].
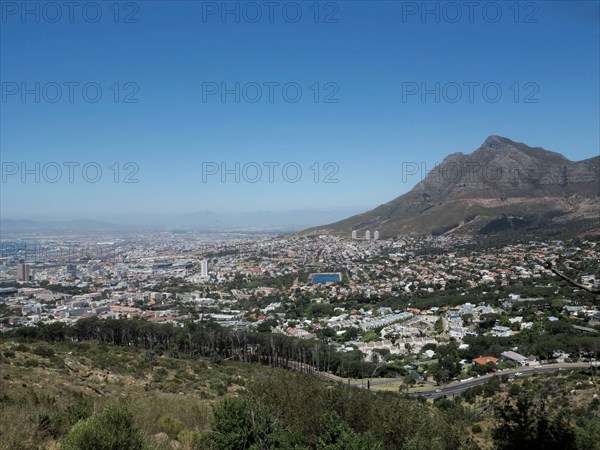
[2, 232, 598, 382]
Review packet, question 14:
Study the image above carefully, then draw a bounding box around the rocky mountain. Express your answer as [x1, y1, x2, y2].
[306, 136, 600, 238]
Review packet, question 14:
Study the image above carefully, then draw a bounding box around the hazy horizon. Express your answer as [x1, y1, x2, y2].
[0, 206, 371, 231]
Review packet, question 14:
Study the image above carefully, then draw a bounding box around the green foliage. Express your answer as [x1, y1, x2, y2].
[482, 376, 502, 397]
[157, 414, 184, 438]
[434, 317, 444, 334]
[13, 343, 29, 352]
[317, 412, 383, 449]
[492, 394, 578, 450]
[431, 342, 462, 384]
[201, 397, 282, 449]
[62, 403, 143, 450]
[204, 372, 480, 450]
[401, 374, 416, 393]
[32, 344, 55, 358]
[256, 319, 278, 333]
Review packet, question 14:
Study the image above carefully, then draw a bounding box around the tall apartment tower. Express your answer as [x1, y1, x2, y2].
[365, 230, 371, 240]
[351, 230, 357, 240]
[200, 259, 209, 277]
[16, 263, 30, 281]
[374, 231, 380, 240]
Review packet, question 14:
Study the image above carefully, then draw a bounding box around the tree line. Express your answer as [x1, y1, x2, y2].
[7, 318, 378, 378]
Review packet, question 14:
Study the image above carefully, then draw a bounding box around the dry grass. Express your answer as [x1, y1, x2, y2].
[0, 339, 260, 449]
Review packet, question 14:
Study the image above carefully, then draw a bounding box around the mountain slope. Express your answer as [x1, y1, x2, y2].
[307, 136, 600, 237]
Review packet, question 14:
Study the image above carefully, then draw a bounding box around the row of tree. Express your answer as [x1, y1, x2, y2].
[10, 318, 380, 378]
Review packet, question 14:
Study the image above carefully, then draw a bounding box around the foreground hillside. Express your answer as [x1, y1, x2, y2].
[0, 338, 262, 449]
[307, 136, 600, 238]
[1, 337, 599, 450]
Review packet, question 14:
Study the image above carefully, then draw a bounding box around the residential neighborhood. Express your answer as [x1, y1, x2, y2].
[1, 233, 598, 387]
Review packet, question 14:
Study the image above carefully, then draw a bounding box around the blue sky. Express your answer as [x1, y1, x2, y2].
[1, 1, 599, 225]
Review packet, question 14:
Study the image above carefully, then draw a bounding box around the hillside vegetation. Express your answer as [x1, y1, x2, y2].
[1, 337, 599, 450]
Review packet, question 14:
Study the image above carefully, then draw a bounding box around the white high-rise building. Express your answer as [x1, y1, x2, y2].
[200, 259, 209, 277]
[374, 231, 380, 240]
[351, 230, 357, 239]
[365, 230, 371, 240]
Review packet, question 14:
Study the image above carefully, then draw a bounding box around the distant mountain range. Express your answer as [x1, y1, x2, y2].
[0, 208, 366, 235]
[304, 136, 600, 238]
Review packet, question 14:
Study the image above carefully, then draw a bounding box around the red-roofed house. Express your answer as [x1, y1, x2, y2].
[473, 356, 498, 366]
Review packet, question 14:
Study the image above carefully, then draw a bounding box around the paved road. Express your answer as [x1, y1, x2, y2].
[287, 360, 595, 399]
[409, 362, 593, 399]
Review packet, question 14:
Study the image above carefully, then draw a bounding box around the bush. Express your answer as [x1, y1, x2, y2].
[210, 380, 228, 396]
[157, 414, 183, 438]
[201, 397, 280, 449]
[153, 366, 168, 382]
[62, 403, 143, 450]
[163, 379, 182, 393]
[508, 383, 521, 396]
[13, 343, 29, 352]
[33, 345, 55, 358]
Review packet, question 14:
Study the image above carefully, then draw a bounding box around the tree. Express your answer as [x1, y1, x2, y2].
[432, 343, 461, 385]
[317, 326, 335, 341]
[200, 397, 281, 449]
[344, 327, 360, 341]
[492, 394, 578, 450]
[62, 404, 143, 450]
[461, 314, 474, 327]
[317, 412, 383, 450]
[257, 319, 278, 333]
[402, 374, 416, 393]
[434, 317, 444, 334]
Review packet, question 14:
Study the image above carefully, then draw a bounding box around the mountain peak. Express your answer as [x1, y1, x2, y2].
[480, 135, 517, 152]
[483, 135, 510, 144]
[307, 137, 600, 238]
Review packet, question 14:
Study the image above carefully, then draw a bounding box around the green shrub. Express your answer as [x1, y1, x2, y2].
[209, 380, 228, 396]
[21, 358, 40, 367]
[13, 343, 29, 352]
[62, 403, 143, 450]
[0, 393, 14, 405]
[163, 380, 182, 393]
[33, 345, 55, 358]
[157, 414, 184, 438]
[202, 397, 280, 449]
[153, 366, 168, 382]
